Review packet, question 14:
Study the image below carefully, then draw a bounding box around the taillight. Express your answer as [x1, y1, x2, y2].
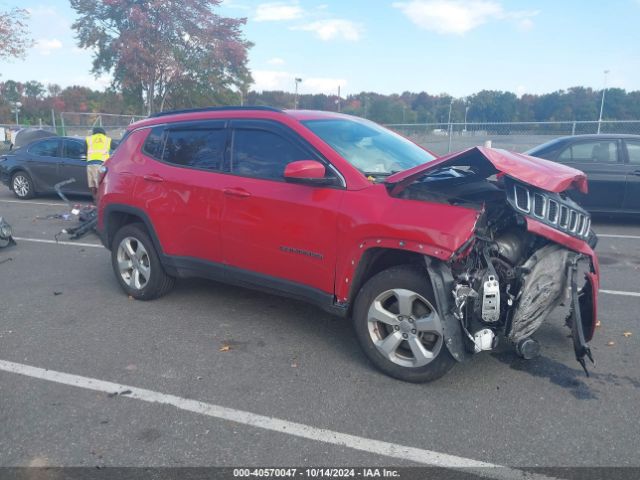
[98, 164, 108, 184]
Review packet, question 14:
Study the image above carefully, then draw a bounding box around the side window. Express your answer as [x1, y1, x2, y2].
[558, 141, 618, 163]
[626, 140, 640, 165]
[142, 126, 165, 160]
[162, 128, 227, 170]
[64, 140, 86, 160]
[29, 139, 60, 157]
[230, 129, 308, 180]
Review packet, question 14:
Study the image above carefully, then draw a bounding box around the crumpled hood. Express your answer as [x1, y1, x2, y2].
[386, 146, 588, 194]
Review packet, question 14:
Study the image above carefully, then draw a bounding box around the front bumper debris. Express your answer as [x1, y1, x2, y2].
[567, 256, 596, 376]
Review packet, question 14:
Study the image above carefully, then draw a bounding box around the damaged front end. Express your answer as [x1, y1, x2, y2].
[388, 147, 599, 374]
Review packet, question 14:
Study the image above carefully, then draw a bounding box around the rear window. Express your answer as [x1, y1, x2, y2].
[142, 127, 165, 160]
[162, 128, 227, 171]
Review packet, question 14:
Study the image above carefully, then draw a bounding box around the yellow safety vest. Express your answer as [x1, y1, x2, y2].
[86, 133, 112, 162]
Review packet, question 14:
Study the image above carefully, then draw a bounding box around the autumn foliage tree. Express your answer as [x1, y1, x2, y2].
[70, 0, 252, 114]
[0, 8, 33, 61]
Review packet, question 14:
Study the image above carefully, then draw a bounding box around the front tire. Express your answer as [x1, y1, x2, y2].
[12, 171, 35, 199]
[111, 223, 175, 300]
[353, 264, 456, 383]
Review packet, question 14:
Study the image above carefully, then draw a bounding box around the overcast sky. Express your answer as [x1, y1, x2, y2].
[1, 0, 638, 98]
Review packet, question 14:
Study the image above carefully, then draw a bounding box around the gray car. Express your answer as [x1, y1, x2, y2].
[0, 136, 97, 199]
[526, 134, 640, 214]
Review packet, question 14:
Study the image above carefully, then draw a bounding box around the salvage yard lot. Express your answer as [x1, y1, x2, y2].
[1, 188, 639, 471]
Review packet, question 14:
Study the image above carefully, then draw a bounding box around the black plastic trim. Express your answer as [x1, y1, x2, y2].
[101, 204, 165, 257]
[424, 256, 468, 362]
[100, 203, 347, 317]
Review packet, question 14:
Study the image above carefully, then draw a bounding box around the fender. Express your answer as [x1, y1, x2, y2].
[336, 238, 467, 303]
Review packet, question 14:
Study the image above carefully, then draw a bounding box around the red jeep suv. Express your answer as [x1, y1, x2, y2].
[97, 106, 599, 382]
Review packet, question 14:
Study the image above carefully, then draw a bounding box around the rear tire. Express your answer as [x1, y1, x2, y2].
[111, 223, 175, 300]
[12, 171, 35, 199]
[353, 264, 456, 383]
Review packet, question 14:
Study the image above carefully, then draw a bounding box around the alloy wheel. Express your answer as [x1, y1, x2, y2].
[13, 175, 30, 198]
[116, 236, 151, 290]
[367, 288, 444, 368]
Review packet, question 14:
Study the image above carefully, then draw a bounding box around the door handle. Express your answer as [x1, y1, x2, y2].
[223, 187, 251, 198]
[143, 174, 164, 183]
[633, 170, 640, 176]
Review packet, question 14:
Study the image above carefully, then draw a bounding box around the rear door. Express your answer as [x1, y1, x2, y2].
[622, 139, 640, 211]
[60, 138, 90, 194]
[135, 121, 228, 263]
[25, 138, 63, 192]
[220, 119, 344, 295]
[553, 138, 626, 210]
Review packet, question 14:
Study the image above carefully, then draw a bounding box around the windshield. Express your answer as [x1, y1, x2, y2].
[302, 118, 436, 176]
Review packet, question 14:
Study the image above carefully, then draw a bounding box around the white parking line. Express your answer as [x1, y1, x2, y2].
[13, 237, 103, 249]
[597, 234, 640, 240]
[600, 289, 640, 298]
[0, 199, 67, 207]
[0, 359, 554, 480]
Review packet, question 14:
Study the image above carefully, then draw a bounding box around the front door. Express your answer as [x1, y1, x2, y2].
[220, 120, 344, 295]
[25, 138, 63, 192]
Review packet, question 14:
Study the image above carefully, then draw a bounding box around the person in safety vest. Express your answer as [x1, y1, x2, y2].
[85, 127, 111, 201]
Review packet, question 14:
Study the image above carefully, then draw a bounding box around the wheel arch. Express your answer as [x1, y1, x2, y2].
[346, 247, 427, 317]
[346, 247, 468, 363]
[102, 204, 163, 256]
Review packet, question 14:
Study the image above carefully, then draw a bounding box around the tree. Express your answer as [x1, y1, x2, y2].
[24, 81, 45, 99]
[0, 8, 33, 61]
[70, 0, 252, 115]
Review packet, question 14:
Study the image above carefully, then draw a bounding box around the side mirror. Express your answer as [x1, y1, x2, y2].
[284, 160, 334, 185]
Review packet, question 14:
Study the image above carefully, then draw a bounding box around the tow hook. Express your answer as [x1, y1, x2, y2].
[567, 256, 595, 376]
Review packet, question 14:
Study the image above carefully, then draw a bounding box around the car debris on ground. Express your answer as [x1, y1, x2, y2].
[0, 216, 15, 248]
[52, 178, 98, 241]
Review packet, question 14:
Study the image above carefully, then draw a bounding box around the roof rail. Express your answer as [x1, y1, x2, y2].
[149, 106, 283, 118]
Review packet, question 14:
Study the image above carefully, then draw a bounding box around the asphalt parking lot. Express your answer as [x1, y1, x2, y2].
[0, 188, 639, 475]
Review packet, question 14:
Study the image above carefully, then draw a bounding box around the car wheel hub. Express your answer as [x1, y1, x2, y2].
[117, 237, 151, 290]
[13, 176, 29, 197]
[367, 288, 444, 368]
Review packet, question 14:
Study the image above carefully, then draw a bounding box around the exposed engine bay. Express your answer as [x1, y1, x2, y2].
[393, 158, 598, 374]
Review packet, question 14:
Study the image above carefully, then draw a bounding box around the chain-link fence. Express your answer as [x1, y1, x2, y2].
[59, 112, 146, 139]
[1, 112, 146, 153]
[385, 120, 640, 155]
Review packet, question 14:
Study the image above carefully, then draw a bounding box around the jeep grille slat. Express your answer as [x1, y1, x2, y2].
[547, 200, 559, 224]
[507, 180, 590, 241]
[533, 193, 546, 218]
[514, 185, 530, 213]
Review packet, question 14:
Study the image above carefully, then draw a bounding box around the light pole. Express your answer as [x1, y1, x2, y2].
[464, 105, 470, 132]
[597, 69, 609, 134]
[447, 99, 454, 153]
[294, 77, 302, 109]
[10, 101, 22, 126]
